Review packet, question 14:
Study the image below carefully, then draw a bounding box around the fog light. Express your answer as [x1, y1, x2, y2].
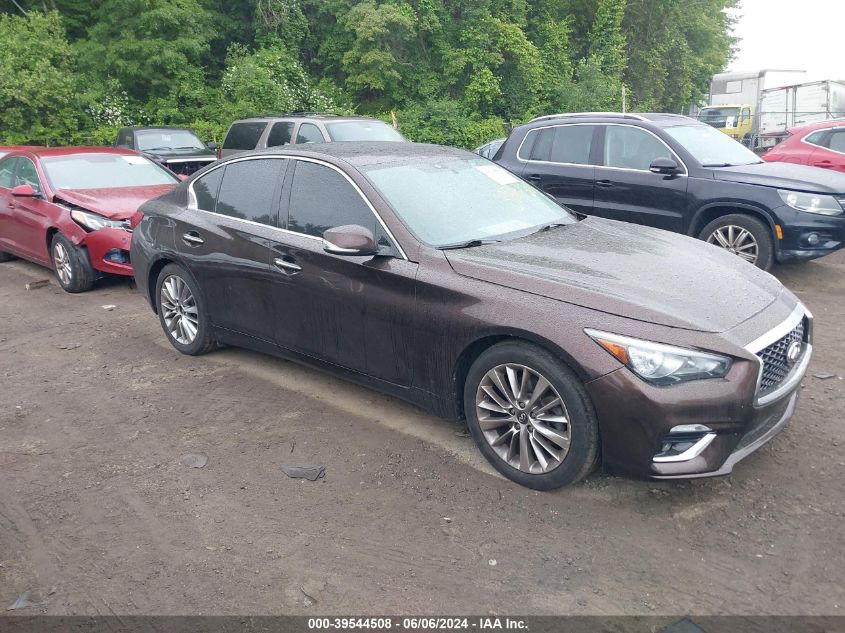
[806, 233, 820, 246]
[105, 249, 129, 263]
[653, 425, 717, 463]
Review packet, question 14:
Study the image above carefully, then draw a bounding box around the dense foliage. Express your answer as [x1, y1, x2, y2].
[0, 0, 736, 148]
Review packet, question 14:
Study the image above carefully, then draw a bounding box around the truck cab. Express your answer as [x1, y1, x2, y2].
[697, 104, 754, 144]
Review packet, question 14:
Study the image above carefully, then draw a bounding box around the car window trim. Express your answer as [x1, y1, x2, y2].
[596, 123, 689, 176]
[802, 126, 845, 155]
[187, 154, 407, 260]
[516, 123, 599, 167]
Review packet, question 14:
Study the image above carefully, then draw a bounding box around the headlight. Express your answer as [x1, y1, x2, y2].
[70, 209, 128, 231]
[585, 329, 732, 385]
[778, 190, 843, 216]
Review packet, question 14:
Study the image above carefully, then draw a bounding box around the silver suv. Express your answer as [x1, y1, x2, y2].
[220, 113, 406, 158]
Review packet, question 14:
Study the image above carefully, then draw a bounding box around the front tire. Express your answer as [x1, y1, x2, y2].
[51, 233, 94, 293]
[464, 342, 599, 490]
[155, 263, 215, 355]
[0, 251, 15, 262]
[699, 214, 774, 271]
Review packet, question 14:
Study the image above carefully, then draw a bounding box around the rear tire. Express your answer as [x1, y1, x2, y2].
[464, 341, 599, 490]
[155, 263, 215, 356]
[698, 214, 774, 271]
[51, 232, 94, 293]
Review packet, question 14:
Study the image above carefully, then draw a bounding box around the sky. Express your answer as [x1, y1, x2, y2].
[728, 0, 845, 81]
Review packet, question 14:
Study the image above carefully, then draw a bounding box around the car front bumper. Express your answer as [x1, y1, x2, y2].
[585, 310, 812, 480]
[74, 227, 133, 276]
[774, 205, 845, 263]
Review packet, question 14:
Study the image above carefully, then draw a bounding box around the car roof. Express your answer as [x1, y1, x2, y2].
[233, 114, 385, 123]
[788, 118, 845, 134]
[238, 141, 473, 167]
[522, 112, 699, 128]
[123, 126, 199, 132]
[22, 147, 142, 158]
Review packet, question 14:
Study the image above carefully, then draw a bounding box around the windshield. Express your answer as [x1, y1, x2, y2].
[136, 129, 205, 151]
[664, 124, 761, 167]
[363, 157, 575, 247]
[42, 154, 179, 189]
[325, 121, 406, 142]
[697, 107, 740, 128]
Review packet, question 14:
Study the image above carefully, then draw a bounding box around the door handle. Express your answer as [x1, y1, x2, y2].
[181, 231, 204, 245]
[813, 161, 833, 168]
[596, 179, 613, 188]
[524, 174, 541, 183]
[274, 257, 302, 273]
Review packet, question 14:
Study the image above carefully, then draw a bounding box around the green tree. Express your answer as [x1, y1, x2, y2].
[588, 0, 627, 78]
[77, 0, 216, 103]
[0, 11, 80, 144]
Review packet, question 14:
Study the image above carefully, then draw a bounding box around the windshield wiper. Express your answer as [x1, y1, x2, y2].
[174, 146, 203, 150]
[145, 146, 173, 151]
[533, 222, 569, 234]
[438, 238, 502, 250]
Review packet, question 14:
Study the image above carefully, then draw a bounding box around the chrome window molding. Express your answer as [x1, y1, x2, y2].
[163, 157, 217, 164]
[187, 153, 408, 260]
[516, 122, 689, 176]
[800, 126, 845, 156]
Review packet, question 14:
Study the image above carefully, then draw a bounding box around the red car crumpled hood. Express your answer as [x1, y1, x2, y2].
[55, 185, 175, 219]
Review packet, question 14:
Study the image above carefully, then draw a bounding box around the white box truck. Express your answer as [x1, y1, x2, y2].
[697, 70, 806, 145]
[759, 80, 845, 142]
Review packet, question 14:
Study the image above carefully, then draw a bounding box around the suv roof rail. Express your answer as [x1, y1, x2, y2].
[529, 112, 648, 123]
[252, 111, 347, 119]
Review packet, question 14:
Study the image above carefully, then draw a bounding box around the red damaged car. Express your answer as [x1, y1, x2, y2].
[0, 147, 178, 292]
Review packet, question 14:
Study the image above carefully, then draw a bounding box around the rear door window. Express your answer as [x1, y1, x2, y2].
[804, 130, 828, 147]
[828, 130, 845, 153]
[222, 122, 267, 150]
[285, 161, 375, 237]
[214, 159, 287, 226]
[191, 167, 224, 212]
[267, 122, 294, 147]
[519, 125, 595, 164]
[295, 123, 325, 144]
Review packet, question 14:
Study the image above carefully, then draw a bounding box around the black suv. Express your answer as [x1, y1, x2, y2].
[220, 113, 406, 158]
[494, 112, 845, 269]
[115, 127, 217, 176]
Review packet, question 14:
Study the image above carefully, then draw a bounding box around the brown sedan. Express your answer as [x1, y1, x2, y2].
[130, 143, 813, 490]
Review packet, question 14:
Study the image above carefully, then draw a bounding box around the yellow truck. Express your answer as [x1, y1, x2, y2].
[697, 104, 754, 143]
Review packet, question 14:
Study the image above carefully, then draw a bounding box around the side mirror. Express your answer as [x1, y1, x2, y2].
[323, 225, 377, 256]
[207, 141, 217, 150]
[649, 157, 681, 175]
[11, 184, 38, 197]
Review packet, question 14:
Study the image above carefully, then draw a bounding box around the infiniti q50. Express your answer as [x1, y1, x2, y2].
[131, 143, 812, 490]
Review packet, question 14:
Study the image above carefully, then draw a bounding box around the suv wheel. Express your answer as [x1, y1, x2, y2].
[699, 214, 774, 271]
[464, 341, 599, 490]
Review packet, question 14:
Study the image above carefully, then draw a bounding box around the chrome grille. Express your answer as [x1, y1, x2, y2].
[756, 319, 805, 396]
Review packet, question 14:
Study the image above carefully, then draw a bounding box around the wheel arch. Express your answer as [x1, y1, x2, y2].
[451, 330, 592, 421]
[688, 202, 777, 239]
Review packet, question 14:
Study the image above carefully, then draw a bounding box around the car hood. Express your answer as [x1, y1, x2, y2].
[444, 217, 785, 333]
[711, 161, 845, 193]
[55, 185, 176, 219]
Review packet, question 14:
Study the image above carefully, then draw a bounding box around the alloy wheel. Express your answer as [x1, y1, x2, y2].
[160, 275, 199, 345]
[53, 242, 73, 285]
[707, 225, 759, 264]
[475, 363, 571, 474]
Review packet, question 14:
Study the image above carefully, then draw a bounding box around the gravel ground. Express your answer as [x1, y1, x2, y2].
[0, 251, 843, 616]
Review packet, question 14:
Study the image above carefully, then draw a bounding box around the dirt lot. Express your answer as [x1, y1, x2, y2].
[0, 252, 843, 616]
